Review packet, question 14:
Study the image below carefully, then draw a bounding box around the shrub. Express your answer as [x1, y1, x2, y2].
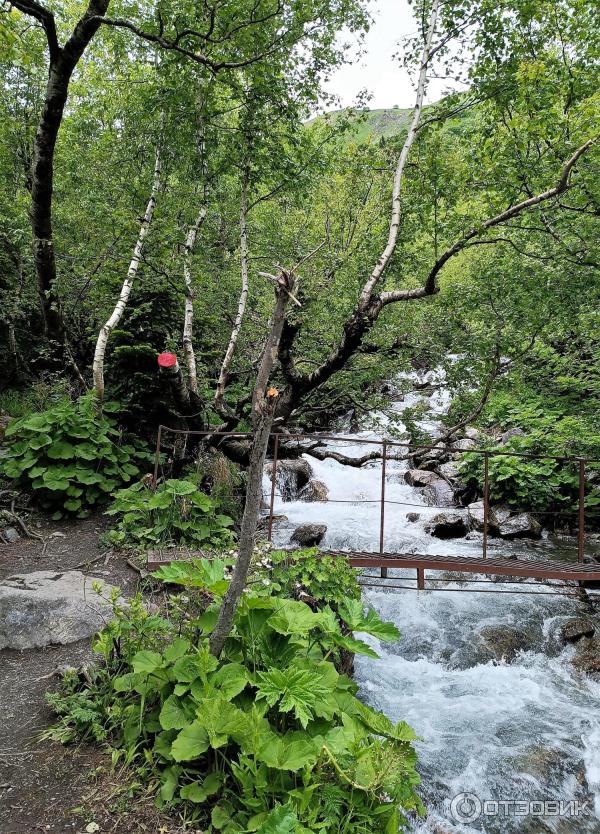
[105, 478, 235, 550]
[47, 559, 423, 832]
[0, 393, 146, 518]
[268, 547, 361, 607]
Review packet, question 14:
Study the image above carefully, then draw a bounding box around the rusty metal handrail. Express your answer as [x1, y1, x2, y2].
[152, 426, 595, 585]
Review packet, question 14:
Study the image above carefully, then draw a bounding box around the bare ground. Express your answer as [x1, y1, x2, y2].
[0, 515, 189, 834]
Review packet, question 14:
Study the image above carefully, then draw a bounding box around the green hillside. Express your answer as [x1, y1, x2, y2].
[308, 107, 413, 142]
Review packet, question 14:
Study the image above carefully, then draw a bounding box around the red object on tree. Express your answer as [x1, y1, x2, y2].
[157, 352, 178, 368]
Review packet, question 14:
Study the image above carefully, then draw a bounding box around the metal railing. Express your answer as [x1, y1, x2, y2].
[152, 426, 598, 569]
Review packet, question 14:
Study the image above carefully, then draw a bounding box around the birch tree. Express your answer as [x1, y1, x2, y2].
[92, 141, 161, 403]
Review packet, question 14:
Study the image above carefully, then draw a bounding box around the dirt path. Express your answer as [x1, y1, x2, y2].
[0, 516, 185, 834]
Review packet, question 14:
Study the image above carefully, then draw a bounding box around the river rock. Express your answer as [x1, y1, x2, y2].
[291, 523, 327, 547]
[467, 501, 499, 534]
[299, 479, 329, 502]
[425, 511, 467, 539]
[561, 618, 595, 643]
[1, 526, 20, 543]
[406, 512, 420, 522]
[498, 512, 542, 539]
[436, 461, 461, 482]
[476, 624, 534, 662]
[404, 469, 440, 487]
[423, 478, 456, 508]
[464, 426, 483, 441]
[572, 637, 600, 677]
[500, 427, 525, 444]
[451, 438, 477, 453]
[0, 571, 119, 650]
[265, 458, 312, 501]
[514, 745, 568, 781]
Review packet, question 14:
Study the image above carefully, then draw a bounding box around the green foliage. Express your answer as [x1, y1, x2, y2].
[47, 559, 421, 832]
[0, 393, 146, 517]
[105, 478, 235, 550]
[268, 548, 362, 607]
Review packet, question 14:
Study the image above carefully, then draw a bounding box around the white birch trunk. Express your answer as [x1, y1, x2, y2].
[358, 0, 440, 308]
[92, 145, 162, 402]
[182, 203, 207, 395]
[214, 171, 250, 413]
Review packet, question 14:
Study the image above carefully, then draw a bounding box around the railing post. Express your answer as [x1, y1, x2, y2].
[578, 458, 585, 563]
[152, 425, 162, 491]
[483, 452, 489, 559]
[380, 439, 387, 579]
[267, 433, 279, 543]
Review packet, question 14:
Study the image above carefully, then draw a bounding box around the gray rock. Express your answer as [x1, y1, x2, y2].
[406, 512, 420, 523]
[291, 523, 327, 547]
[404, 469, 440, 487]
[498, 512, 542, 540]
[299, 479, 329, 502]
[423, 478, 456, 508]
[425, 511, 467, 539]
[561, 618, 595, 643]
[0, 571, 119, 650]
[467, 501, 499, 534]
[513, 745, 567, 781]
[436, 461, 461, 482]
[464, 427, 483, 441]
[572, 637, 600, 677]
[265, 458, 313, 501]
[1, 527, 20, 543]
[499, 427, 525, 444]
[494, 505, 512, 525]
[451, 438, 477, 452]
[477, 624, 534, 662]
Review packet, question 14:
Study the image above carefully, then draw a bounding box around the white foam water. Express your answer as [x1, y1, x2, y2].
[264, 368, 600, 832]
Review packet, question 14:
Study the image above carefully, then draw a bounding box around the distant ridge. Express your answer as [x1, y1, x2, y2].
[308, 107, 412, 142]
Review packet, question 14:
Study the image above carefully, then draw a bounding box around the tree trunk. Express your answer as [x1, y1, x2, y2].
[214, 169, 250, 414]
[92, 143, 161, 402]
[182, 204, 207, 395]
[13, 0, 111, 352]
[209, 269, 296, 657]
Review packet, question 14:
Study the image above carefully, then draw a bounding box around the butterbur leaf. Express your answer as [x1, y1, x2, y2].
[179, 771, 223, 802]
[211, 663, 249, 700]
[170, 721, 210, 761]
[163, 638, 191, 663]
[159, 695, 189, 730]
[267, 599, 321, 636]
[255, 804, 298, 834]
[256, 731, 317, 771]
[159, 765, 181, 802]
[194, 697, 248, 748]
[46, 441, 76, 459]
[131, 650, 163, 675]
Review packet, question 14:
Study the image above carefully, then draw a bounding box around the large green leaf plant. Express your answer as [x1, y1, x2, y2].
[47, 558, 423, 833]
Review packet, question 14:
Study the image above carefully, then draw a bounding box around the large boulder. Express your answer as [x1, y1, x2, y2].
[299, 479, 329, 502]
[498, 512, 542, 540]
[467, 501, 500, 534]
[572, 637, 600, 677]
[476, 624, 534, 663]
[436, 461, 461, 482]
[425, 511, 467, 539]
[265, 458, 312, 501]
[291, 523, 327, 547]
[0, 571, 119, 650]
[561, 618, 595, 643]
[451, 438, 477, 453]
[404, 469, 440, 487]
[423, 478, 456, 508]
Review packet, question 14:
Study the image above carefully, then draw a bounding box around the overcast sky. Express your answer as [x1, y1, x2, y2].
[324, 0, 448, 110]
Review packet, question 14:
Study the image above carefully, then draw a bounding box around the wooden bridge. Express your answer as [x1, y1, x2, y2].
[150, 426, 600, 596]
